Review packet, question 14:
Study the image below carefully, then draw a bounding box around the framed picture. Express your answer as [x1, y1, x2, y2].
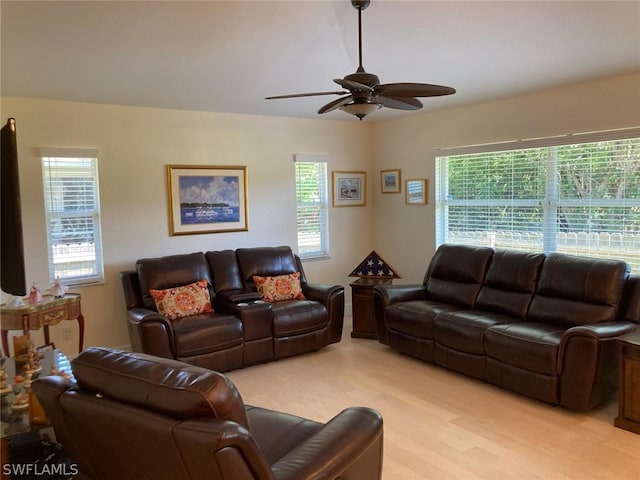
[405, 179, 427, 205]
[332, 171, 366, 207]
[167, 165, 248, 235]
[380, 169, 401, 193]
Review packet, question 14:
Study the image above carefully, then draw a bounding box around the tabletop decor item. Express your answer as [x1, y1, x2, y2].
[349, 250, 401, 279]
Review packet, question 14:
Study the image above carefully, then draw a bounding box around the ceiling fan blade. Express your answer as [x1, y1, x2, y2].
[376, 95, 423, 111]
[318, 95, 355, 114]
[334, 78, 373, 92]
[265, 91, 347, 100]
[375, 82, 456, 97]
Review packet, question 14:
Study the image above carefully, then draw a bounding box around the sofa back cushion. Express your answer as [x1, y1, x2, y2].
[528, 253, 629, 327]
[424, 244, 493, 307]
[476, 250, 545, 318]
[137, 252, 213, 311]
[71, 347, 249, 428]
[206, 249, 245, 293]
[617, 275, 640, 323]
[236, 246, 301, 290]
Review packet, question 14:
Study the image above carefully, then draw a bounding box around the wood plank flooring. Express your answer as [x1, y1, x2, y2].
[227, 318, 640, 479]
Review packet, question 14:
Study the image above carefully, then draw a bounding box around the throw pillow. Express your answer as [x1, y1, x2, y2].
[149, 279, 214, 320]
[253, 272, 305, 302]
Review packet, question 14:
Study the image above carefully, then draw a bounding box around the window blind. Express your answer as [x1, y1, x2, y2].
[41, 149, 104, 285]
[295, 155, 329, 259]
[436, 130, 640, 272]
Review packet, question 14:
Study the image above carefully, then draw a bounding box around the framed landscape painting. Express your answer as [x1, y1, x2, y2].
[380, 169, 401, 193]
[332, 171, 366, 207]
[167, 165, 248, 235]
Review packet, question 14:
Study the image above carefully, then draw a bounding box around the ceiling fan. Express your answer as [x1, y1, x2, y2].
[265, 0, 456, 120]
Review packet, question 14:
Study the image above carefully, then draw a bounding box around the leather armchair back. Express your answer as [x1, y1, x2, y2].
[528, 253, 629, 326]
[423, 244, 493, 307]
[236, 246, 301, 290]
[137, 252, 214, 310]
[475, 250, 545, 319]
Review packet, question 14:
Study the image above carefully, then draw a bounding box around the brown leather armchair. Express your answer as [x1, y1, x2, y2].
[32, 347, 383, 480]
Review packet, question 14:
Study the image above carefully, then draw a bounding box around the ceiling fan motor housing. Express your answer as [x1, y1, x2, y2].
[345, 71, 380, 88]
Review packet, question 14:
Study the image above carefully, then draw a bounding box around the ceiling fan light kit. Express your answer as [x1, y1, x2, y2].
[266, 0, 455, 121]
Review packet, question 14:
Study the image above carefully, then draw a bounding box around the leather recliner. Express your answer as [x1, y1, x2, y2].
[32, 347, 384, 480]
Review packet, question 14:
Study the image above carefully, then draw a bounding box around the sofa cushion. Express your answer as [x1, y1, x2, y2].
[475, 250, 544, 319]
[149, 279, 214, 320]
[271, 300, 327, 337]
[254, 272, 305, 302]
[137, 252, 213, 311]
[172, 313, 243, 357]
[528, 253, 629, 327]
[386, 300, 464, 340]
[484, 322, 566, 375]
[71, 347, 249, 428]
[424, 244, 493, 307]
[433, 310, 522, 354]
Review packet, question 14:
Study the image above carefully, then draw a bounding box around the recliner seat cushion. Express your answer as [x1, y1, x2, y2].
[484, 322, 566, 375]
[386, 301, 464, 340]
[171, 313, 243, 357]
[434, 310, 522, 354]
[271, 300, 327, 337]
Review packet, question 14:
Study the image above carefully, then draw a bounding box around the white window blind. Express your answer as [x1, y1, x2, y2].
[436, 129, 640, 272]
[295, 155, 329, 259]
[41, 148, 104, 285]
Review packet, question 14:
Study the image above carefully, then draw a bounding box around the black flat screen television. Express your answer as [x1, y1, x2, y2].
[1, 117, 27, 296]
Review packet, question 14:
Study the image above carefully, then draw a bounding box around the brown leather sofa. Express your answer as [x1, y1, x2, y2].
[32, 347, 384, 480]
[373, 244, 640, 411]
[120, 246, 344, 372]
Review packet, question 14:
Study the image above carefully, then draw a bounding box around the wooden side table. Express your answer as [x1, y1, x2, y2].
[1, 294, 84, 355]
[350, 278, 392, 339]
[614, 328, 640, 434]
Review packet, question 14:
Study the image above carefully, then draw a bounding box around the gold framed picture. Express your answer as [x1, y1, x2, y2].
[405, 179, 427, 205]
[167, 165, 248, 235]
[380, 169, 401, 193]
[332, 170, 367, 207]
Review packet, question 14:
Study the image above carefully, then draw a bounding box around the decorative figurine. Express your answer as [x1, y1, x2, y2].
[0, 359, 10, 394]
[28, 282, 43, 304]
[49, 276, 68, 298]
[24, 340, 42, 373]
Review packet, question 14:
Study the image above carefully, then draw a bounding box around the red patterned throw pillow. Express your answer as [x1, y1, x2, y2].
[149, 279, 214, 320]
[253, 272, 305, 303]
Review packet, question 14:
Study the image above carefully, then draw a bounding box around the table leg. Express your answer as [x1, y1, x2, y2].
[44, 325, 51, 345]
[77, 313, 85, 352]
[1, 330, 8, 356]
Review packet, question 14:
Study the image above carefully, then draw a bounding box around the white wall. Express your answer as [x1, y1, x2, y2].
[371, 72, 640, 284]
[0, 97, 374, 356]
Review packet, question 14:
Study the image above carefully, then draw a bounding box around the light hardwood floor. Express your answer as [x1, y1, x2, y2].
[227, 318, 640, 479]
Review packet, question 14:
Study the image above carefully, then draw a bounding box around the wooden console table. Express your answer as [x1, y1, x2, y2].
[615, 328, 640, 434]
[0, 294, 84, 355]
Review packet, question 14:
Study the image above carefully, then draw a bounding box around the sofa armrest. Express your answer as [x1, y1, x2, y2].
[303, 283, 345, 344]
[558, 321, 638, 410]
[126, 307, 175, 359]
[372, 284, 428, 345]
[270, 406, 383, 480]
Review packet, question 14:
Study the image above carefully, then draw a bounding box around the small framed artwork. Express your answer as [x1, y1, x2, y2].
[380, 169, 401, 193]
[405, 179, 427, 205]
[332, 171, 366, 207]
[167, 165, 248, 235]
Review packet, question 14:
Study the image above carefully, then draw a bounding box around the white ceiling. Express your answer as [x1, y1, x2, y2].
[2, 0, 639, 122]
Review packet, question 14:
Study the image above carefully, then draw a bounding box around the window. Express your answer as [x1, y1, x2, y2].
[41, 148, 104, 285]
[295, 155, 329, 259]
[436, 129, 640, 272]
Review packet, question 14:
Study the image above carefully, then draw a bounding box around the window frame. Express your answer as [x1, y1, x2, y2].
[436, 128, 640, 272]
[294, 154, 330, 260]
[41, 147, 105, 286]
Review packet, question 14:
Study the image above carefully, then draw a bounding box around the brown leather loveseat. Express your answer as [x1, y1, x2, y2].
[121, 246, 344, 372]
[32, 347, 384, 480]
[373, 244, 640, 411]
